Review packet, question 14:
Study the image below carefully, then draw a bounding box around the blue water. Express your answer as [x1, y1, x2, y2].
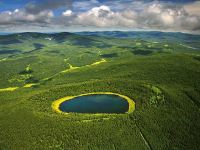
[59, 94, 129, 114]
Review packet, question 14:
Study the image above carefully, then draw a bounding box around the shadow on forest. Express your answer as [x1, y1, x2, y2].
[33, 43, 45, 50]
[194, 56, 200, 62]
[0, 39, 22, 45]
[132, 50, 153, 55]
[100, 53, 118, 58]
[0, 49, 21, 55]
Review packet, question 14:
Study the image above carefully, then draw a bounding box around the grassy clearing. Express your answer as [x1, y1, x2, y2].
[0, 87, 19, 92]
[61, 58, 107, 73]
[0, 58, 7, 62]
[23, 83, 37, 88]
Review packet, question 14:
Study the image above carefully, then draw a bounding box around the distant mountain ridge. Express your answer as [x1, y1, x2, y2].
[0, 31, 200, 47]
[76, 31, 200, 42]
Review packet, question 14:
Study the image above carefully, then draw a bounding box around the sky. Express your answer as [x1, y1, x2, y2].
[0, 0, 200, 33]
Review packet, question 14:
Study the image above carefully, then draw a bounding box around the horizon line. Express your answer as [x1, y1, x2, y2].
[0, 30, 200, 36]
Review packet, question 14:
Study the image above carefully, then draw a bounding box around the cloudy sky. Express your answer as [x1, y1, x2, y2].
[0, 0, 200, 33]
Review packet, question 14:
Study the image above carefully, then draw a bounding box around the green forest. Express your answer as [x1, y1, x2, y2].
[0, 31, 200, 149]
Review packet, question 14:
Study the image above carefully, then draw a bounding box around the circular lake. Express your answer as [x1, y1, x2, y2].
[59, 94, 129, 114]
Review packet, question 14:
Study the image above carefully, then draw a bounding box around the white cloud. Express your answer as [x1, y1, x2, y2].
[62, 10, 72, 17]
[89, 5, 112, 17]
[147, 4, 162, 14]
[74, 5, 137, 28]
[160, 12, 174, 25]
[0, 1, 200, 33]
[0, 9, 54, 24]
[184, 1, 200, 17]
[14, 9, 19, 13]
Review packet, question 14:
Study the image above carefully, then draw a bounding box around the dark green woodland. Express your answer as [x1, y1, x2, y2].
[0, 31, 200, 149]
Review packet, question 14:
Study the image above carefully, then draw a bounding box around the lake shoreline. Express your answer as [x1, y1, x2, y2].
[52, 92, 135, 115]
